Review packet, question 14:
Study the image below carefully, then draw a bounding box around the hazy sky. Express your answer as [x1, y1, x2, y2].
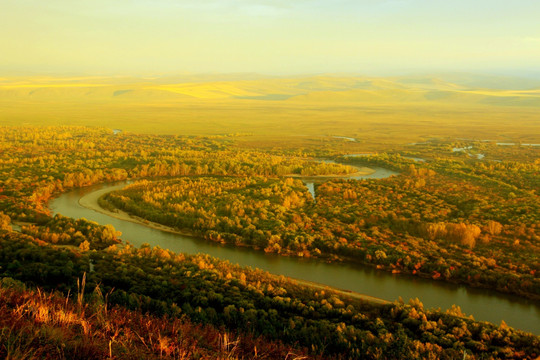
[1, 0, 540, 75]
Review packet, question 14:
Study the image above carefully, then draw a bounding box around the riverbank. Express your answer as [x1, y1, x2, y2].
[77, 185, 540, 328]
[288, 166, 375, 182]
[292, 278, 389, 305]
[50, 181, 540, 334]
[78, 184, 393, 306]
[78, 164, 375, 237]
[78, 184, 197, 239]
[79, 177, 540, 304]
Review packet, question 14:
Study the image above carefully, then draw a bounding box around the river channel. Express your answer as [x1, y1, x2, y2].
[49, 171, 540, 334]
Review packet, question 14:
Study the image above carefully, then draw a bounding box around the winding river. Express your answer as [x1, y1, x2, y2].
[49, 170, 540, 334]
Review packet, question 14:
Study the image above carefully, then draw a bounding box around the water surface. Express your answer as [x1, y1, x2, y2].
[49, 181, 540, 334]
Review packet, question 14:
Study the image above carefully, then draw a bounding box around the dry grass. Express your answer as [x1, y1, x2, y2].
[0, 278, 315, 360]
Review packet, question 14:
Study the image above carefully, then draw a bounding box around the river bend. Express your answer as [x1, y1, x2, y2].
[49, 174, 540, 334]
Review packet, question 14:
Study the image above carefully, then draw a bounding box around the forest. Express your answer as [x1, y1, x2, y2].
[100, 153, 539, 300]
[0, 125, 539, 359]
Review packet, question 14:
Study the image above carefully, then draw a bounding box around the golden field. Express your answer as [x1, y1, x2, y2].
[1, 74, 539, 145]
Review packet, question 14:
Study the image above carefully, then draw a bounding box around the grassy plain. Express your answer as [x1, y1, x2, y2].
[1, 74, 540, 147]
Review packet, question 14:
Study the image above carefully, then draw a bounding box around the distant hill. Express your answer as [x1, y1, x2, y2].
[1, 73, 539, 141]
[2, 73, 539, 104]
[395, 72, 540, 90]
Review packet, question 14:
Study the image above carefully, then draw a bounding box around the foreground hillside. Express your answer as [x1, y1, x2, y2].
[0, 277, 310, 359]
[1, 230, 539, 359]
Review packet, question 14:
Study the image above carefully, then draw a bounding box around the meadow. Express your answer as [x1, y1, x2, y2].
[1, 74, 540, 146]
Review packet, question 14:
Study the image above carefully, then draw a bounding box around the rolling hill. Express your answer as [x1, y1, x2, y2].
[1, 73, 539, 143]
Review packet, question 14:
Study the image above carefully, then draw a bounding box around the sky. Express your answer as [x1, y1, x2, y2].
[1, 0, 540, 76]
